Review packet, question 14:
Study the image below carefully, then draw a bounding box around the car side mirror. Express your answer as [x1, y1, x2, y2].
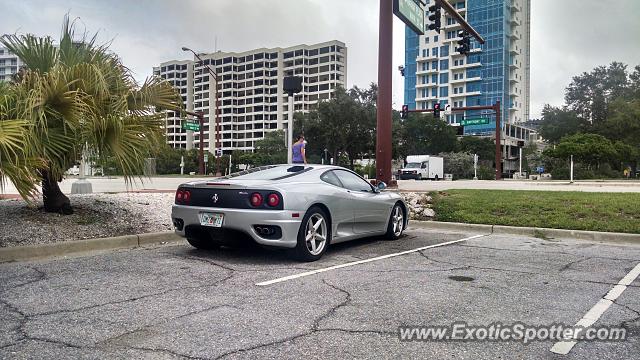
[376, 181, 387, 192]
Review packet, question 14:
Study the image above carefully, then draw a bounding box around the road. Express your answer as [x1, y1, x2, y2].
[1, 229, 639, 359]
[2, 176, 640, 196]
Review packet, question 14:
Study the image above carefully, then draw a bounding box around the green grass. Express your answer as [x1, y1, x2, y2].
[430, 190, 640, 234]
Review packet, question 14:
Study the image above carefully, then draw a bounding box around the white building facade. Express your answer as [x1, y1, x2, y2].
[153, 40, 347, 153]
[0, 46, 23, 82]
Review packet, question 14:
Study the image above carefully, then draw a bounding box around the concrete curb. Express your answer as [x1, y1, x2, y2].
[0, 232, 182, 263]
[410, 221, 493, 234]
[410, 221, 640, 244]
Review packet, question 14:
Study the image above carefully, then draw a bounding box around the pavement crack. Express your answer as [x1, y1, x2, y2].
[316, 328, 396, 336]
[119, 345, 205, 359]
[214, 279, 355, 359]
[559, 257, 592, 272]
[32, 273, 235, 317]
[612, 300, 640, 329]
[313, 279, 352, 331]
[0, 266, 47, 294]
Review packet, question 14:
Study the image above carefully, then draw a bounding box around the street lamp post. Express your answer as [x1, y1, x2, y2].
[182, 46, 221, 176]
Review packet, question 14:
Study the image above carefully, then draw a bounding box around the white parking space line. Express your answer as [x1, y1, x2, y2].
[256, 234, 486, 286]
[550, 262, 640, 355]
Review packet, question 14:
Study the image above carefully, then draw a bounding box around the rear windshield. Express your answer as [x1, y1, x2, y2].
[216, 165, 313, 180]
[405, 163, 421, 168]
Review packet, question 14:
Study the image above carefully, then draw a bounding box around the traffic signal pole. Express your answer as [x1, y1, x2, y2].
[407, 101, 502, 180]
[375, 0, 393, 185]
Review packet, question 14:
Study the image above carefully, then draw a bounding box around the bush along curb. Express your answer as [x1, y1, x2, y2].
[410, 221, 640, 244]
[0, 232, 182, 263]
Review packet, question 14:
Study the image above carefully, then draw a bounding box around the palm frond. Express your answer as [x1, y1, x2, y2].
[0, 34, 58, 74]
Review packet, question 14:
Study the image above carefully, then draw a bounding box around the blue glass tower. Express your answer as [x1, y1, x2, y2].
[403, 0, 529, 134]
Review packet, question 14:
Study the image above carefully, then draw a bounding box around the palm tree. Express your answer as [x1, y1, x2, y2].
[0, 16, 180, 213]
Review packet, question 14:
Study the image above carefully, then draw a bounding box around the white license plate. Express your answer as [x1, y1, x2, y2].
[199, 212, 224, 227]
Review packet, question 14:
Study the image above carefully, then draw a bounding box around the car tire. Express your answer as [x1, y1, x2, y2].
[186, 234, 221, 250]
[293, 206, 330, 262]
[434, 175, 439, 181]
[385, 203, 405, 240]
[417, 174, 422, 181]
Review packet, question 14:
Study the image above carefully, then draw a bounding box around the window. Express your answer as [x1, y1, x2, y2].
[440, 45, 449, 57]
[334, 170, 373, 192]
[440, 59, 449, 70]
[321, 171, 342, 187]
[439, 87, 448, 97]
[440, 73, 449, 84]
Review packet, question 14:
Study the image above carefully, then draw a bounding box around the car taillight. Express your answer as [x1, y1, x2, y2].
[250, 193, 263, 207]
[175, 189, 191, 204]
[267, 193, 280, 207]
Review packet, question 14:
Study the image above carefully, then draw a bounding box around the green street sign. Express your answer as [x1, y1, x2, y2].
[182, 121, 200, 131]
[394, 0, 425, 35]
[460, 118, 490, 126]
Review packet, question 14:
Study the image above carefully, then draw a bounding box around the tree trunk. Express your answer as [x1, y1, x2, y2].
[41, 169, 73, 215]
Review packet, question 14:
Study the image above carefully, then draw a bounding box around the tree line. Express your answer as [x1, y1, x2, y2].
[536, 62, 640, 179]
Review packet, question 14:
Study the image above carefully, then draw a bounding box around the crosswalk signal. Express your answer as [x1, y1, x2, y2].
[456, 31, 471, 55]
[433, 103, 441, 118]
[427, 4, 442, 33]
[401, 105, 409, 119]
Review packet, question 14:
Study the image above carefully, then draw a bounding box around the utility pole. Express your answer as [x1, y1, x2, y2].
[375, 0, 393, 184]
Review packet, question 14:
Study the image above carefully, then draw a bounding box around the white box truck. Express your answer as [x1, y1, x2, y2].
[397, 155, 444, 180]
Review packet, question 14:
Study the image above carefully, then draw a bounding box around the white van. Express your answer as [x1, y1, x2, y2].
[398, 155, 444, 180]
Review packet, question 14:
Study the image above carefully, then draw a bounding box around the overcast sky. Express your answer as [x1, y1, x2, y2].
[2, 0, 639, 118]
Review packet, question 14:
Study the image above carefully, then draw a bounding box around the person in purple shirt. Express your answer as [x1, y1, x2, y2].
[292, 134, 307, 164]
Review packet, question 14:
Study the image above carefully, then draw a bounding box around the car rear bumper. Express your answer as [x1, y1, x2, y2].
[171, 205, 302, 248]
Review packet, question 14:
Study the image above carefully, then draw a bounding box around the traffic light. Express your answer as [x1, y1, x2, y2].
[401, 105, 409, 119]
[427, 3, 442, 33]
[433, 103, 441, 118]
[456, 31, 471, 55]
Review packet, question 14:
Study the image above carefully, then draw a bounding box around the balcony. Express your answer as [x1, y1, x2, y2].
[511, 0, 522, 12]
[416, 67, 439, 75]
[416, 82, 438, 89]
[510, 17, 521, 26]
[510, 31, 521, 40]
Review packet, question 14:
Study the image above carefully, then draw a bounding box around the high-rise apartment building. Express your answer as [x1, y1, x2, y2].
[0, 46, 23, 82]
[404, 0, 531, 135]
[153, 40, 347, 153]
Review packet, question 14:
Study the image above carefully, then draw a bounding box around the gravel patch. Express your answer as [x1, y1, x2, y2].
[0, 193, 174, 248]
[0, 192, 435, 248]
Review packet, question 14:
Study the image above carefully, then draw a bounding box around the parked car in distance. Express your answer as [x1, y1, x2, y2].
[171, 164, 408, 261]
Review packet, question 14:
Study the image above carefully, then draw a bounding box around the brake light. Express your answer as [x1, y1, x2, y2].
[250, 193, 263, 207]
[175, 189, 191, 204]
[267, 193, 280, 207]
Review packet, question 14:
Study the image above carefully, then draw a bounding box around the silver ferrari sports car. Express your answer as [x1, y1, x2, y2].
[171, 164, 408, 261]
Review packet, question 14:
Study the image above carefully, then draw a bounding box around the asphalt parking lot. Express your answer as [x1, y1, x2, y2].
[1, 228, 639, 359]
